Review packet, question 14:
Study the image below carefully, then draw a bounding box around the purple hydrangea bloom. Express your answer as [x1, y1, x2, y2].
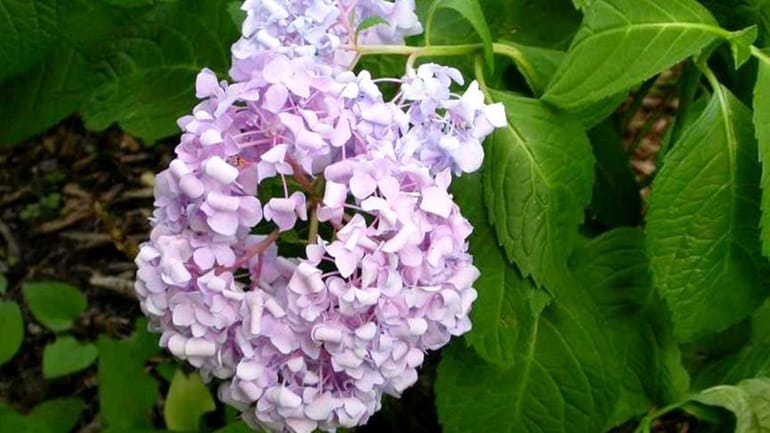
[135, 1, 505, 432]
[231, 0, 422, 79]
[396, 64, 508, 175]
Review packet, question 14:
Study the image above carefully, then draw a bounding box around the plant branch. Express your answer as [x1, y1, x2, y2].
[351, 43, 483, 58]
[220, 230, 280, 273]
[751, 45, 770, 64]
[308, 207, 319, 243]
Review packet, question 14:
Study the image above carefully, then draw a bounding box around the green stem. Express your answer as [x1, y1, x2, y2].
[697, 55, 738, 195]
[667, 59, 702, 147]
[491, 43, 536, 84]
[352, 43, 483, 58]
[698, 61, 725, 105]
[308, 207, 319, 243]
[354, 42, 528, 64]
[751, 45, 770, 64]
[473, 55, 493, 102]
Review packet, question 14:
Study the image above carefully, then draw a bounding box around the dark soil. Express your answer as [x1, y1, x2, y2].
[0, 118, 172, 426]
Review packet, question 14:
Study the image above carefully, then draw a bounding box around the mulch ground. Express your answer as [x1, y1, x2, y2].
[0, 119, 171, 424]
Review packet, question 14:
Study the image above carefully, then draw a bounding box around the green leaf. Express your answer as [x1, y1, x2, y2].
[0, 409, 51, 433]
[647, 84, 770, 341]
[436, 288, 620, 433]
[227, 1, 246, 28]
[0, 44, 92, 145]
[0, 0, 138, 145]
[356, 16, 389, 34]
[727, 26, 759, 68]
[573, 90, 629, 129]
[425, 0, 494, 70]
[164, 369, 215, 431]
[0, 0, 59, 81]
[571, 229, 690, 427]
[543, 0, 724, 110]
[754, 56, 770, 257]
[0, 301, 23, 365]
[23, 280, 86, 332]
[81, 0, 238, 140]
[43, 336, 98, 378]
[588, 121, 642, 227]
[29, 397, 85, 433]
[453, 173, 540, 366]
[480, 0, 581, 50]
[483, 90, 594, 289]
[0, 274, 7, 294]
[690, 378, 770, 432]
[98, 319, 161, 431]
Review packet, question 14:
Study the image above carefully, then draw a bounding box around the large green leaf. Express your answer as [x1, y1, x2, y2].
[647, 84, 770, 342]
[573, 91, 629, 129]
[0, 44, 92, 146]
[754, 58, 770, 257]
[436, 288, 620, 433]
[483, 90, 594, 289]
[43, 336, 98, 378]
[453, 173, 540, 366]
[98, 319, 160, 431]
[0, 0, 236, 145]
[690, 378, 770, 432]
[544, 0, 723, 110]
[0, 301, 23, 365]
[81, 0, 238, 141]
[164, 369, 215, 431]
[0, 0, 59, 80]
[425, 0, 494, 69]
[0, 409, 51, 433]
[571, 229, 690, 427]
[480, 0, 581, 49]
[0, 0, 149, 145]
[23, 280, 87, 332]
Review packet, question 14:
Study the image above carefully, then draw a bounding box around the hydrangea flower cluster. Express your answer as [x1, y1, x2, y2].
[231, 0, 422, 78]
[135, 1, 505, 432]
